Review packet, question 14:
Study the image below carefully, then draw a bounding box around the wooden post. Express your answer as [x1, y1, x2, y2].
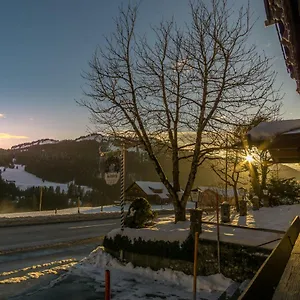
[120, 144, 126, 231]
[105, 269, 111, 300]
[216, 193, 221, 273]
[225, 134, 228, 202]
[77, 196, 80, 214]
[193, 231, 199, 300]
[39, 186, 43, 211]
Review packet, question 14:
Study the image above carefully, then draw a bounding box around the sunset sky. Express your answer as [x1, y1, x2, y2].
[1, 0, 300, 149]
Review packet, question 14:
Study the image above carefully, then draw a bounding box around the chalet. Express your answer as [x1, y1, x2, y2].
[125, 181, 172, 205]
[191, 186, 242, 207]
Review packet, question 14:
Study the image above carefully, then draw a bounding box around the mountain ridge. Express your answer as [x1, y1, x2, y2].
[10, 134, 103, 150]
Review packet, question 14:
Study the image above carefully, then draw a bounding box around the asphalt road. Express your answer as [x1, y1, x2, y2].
[0, 243, 102, 299]
[0, 219, 120, 299]
[0, 219, 120, 252]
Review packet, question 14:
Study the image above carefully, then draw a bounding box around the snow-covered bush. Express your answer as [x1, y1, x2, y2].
[124, 197, 157, 228]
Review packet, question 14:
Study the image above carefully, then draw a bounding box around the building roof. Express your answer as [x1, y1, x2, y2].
[246, 119, 300, 163]
[198, 186, 241, 199]
[134, 181, 170, 199]
[247, 119, 300, 144]
[264, 0, 300, 93]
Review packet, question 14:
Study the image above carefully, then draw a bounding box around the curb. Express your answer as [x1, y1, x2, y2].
[0, 236, 104, 256]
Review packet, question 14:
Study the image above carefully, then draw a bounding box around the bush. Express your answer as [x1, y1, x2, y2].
[267, 177, 300, 206]
[103, 234, 270, 281]
[124, 197, 157, 228]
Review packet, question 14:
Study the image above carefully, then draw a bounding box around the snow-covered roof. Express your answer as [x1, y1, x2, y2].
[198, 186, 241, 198]
[247, 119, 300, 143]
[135, 181, 170, 199]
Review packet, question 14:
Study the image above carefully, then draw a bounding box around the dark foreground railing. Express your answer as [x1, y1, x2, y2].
[239, 216, 300, 300]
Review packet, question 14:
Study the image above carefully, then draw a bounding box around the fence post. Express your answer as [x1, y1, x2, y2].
[105, 269, 111, 300]
[193, 231, 199, 300]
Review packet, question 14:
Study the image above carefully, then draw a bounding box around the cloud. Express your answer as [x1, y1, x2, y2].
[0, 133, 28, 140]
[0, 113, 5, 118]
[29, 118, 34, 121]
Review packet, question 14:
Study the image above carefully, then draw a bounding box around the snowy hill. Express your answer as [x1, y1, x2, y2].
[11, 139, 59, 150]
[75, 133, 103, 143]
[11, 134, 146, 154]
[0, 164, 90, 192]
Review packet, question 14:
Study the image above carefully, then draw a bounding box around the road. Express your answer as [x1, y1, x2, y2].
[0, 219, 119, 252]
[0, 219, 120, 299]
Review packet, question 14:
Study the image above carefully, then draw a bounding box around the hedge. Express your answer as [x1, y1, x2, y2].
[103, 234, 271, 281]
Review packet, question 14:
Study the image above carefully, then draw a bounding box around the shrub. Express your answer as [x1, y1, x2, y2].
[124, 197, 157, 228]
[267, 177, 300, 206]
[103, 234, 270, 281]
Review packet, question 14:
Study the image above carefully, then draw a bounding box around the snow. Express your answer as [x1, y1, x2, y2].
[75, 134, 103, 143]
[69, 246, 233, 299]
[198, 186, 241, 199]
[0, 202, 195, 218]
[135, 181, 173, 200]
[11, 139, 58, 150]
[107, 204, 300, 250]
[247, 119, 300, 142]
[0, 164, 90, 192]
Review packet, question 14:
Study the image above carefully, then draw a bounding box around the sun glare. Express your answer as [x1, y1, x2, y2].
[245, 154, 254, 163]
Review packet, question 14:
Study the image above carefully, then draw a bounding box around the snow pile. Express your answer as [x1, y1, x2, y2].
[70, 246, 232, 299]
[107, 216, 190, 243]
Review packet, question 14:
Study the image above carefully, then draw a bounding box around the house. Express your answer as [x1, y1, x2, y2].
[125, 181, 172, 205]
[191, 186, 242, 207]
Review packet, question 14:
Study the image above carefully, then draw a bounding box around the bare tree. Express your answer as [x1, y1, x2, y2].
[211, 147, 248, 211]
[80, 0, 281, 222]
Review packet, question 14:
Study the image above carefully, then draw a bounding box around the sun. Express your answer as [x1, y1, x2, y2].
[245, 154, 254, 163]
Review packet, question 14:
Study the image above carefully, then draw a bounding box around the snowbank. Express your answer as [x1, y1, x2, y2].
[107, 218, 190, 244]
[70, 246, 233, 299]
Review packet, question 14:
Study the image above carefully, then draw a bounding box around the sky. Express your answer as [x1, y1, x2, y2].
[0, 0, 300, 149]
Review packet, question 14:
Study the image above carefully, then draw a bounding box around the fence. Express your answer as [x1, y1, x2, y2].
[239, 216, 300, 299]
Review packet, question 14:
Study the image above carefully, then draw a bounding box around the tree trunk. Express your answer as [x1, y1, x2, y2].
[260, 165, 268, 192]
[174, 201, 186, 223]
[233, 184, 240, 212]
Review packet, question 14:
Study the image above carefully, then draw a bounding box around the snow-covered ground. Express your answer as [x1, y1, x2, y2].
[108, 204, 300, 250]
[39, 204, 300, 299]
[0, 164, 91, 192]
[67, 246, 233, 300]
[0, 202, 195, 218]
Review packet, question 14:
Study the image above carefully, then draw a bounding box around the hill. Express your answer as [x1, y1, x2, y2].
[5, 134, 300, 190]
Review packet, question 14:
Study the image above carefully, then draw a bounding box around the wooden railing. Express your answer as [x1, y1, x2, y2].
[239, 216, 300, 299]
